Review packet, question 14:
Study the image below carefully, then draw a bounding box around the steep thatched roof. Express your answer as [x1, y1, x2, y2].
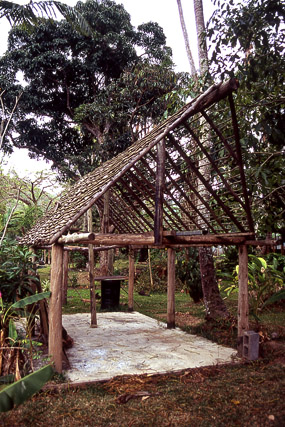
[20, 79, 254, 247]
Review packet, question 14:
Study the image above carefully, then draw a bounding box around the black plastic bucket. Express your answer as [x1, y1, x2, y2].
[101, 279, 121, 309]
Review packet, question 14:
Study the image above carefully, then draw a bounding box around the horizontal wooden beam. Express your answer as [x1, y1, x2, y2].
[65, 245, 121, 252]
[164, 232, 254, 245]
[89, 233, 155, 246]
[36, 230, 262, 249]
[36, 244, 121, 252]
[57, 231, 255, 246]
[58, 233, 95, 244]
[245, 239, 281, 246]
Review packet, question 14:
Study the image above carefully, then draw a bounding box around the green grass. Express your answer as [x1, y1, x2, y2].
[1, 362, 284, 426]
[61, 285, 205, 318]
[37, 265, 51, 282]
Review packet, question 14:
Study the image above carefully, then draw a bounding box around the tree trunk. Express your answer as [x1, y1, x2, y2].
[199, 247, 229, 320]
[176, 0, 197, 76]
[193, 0, 208, 73]
[193, 0, 229, 320]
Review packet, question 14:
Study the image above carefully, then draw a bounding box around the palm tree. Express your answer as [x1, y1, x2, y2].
[176, 0, 196, 76]
[0, 0, 91, 34]
[176, 0, 229, 319]
[193, 0, 229, 319]
[193, 0, 208, 73]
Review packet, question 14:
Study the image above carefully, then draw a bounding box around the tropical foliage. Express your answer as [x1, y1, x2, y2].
[219, 253, 285, 319]
[0, 0, 90, 33]
[207, 0, 285, 236]
[0, 364, 54, 412]
[0, 0, 185, 179]
[0, 239, 39, 302]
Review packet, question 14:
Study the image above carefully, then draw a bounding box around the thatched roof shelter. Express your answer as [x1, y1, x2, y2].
[22, 79, 262, 373]
[21, 78, 254, 248]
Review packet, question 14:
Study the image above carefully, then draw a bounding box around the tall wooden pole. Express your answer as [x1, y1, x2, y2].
[88, 208, 97, 327]
[167, 247, 176, 329]
[128, 248, 135, 312]
[49, 243, 63, 373]
[237, 244, 249, 356]
[100, 190, 110, 275]
[62, 251, 69, 305]
[154, 139, 166, 245]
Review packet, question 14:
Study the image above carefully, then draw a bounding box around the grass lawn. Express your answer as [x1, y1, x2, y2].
[2, 264, 283, 425]
[1, 362, 284, 426]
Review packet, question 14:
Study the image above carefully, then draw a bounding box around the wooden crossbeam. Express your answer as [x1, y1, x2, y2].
[169, 135, 246, 232]
[126, 168, 182, 231]
[228, 93, 254, 232]
[114, 182, 153, 230]
[183, 122, 246, 210]
[58, 231, 254, 246]
[136, 158, 187, 230]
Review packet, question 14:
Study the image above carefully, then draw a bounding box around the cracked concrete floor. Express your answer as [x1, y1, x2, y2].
[62, 312, 236, 383]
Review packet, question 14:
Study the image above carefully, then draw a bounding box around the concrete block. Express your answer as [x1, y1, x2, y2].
[243, 330, 259, 360]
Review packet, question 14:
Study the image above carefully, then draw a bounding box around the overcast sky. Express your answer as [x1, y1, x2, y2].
[0, 0, 215, 177]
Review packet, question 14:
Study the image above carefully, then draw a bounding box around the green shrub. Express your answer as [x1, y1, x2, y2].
[0, 239, 39, 303]
[176, 248, 202, 303]
[220, 253, 285, 320]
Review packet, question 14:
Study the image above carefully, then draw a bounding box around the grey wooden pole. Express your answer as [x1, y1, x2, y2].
[62, 250, 69, 305]
[167, 247, 176, 329]
[128, 248, 135, 312]
[237, 244, 249, 356]
[88, 208, 97, 327]
[49, 243, 63, 373]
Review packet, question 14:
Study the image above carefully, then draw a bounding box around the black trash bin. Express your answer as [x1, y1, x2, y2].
[101, 279, 121, 309]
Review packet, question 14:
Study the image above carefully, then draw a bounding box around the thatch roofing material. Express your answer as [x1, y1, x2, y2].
[20, 79, 253, 247]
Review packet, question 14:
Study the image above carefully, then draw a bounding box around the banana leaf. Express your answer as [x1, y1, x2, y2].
[11, 292, 50, 309]
[8, 319, 18, 344]
[0, 364, 54, 412]
[263, 289, 285, 307]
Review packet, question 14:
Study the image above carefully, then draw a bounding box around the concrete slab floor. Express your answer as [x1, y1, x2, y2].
[62, 312, 236, 384]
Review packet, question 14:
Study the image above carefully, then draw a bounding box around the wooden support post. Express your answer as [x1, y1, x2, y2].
[128, 248, 135, 312]
[100, 190, 110, 275]
[154, 139, 166, 245]
[62, 251, 69, 305]
[88, 208, 97, 327]
[108, 249, 114, 275]
[237, 244, 249, 356]
[49, 243, 63, 373]
[167, 247, 176, 329]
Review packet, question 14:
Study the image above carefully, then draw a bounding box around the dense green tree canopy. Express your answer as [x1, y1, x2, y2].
[207, 0, 285, 235]
[0, 0, 183, 178]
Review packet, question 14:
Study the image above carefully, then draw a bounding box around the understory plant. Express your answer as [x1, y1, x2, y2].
[0, 291, 50, 380]
[220, 253, 285, 320]
[0, 238, 39, 303]
[135, 249, 168, 294]
[0, 238, 50, 378]
[176, 248, 203, 303]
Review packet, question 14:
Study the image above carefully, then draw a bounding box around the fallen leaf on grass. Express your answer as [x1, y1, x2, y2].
[116, 391, 160, 404]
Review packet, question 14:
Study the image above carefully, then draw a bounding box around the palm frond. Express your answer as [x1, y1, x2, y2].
[0, 0, 92, 35]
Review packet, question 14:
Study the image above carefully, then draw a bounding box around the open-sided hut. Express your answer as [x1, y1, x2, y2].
[21, 79, 266, 372]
